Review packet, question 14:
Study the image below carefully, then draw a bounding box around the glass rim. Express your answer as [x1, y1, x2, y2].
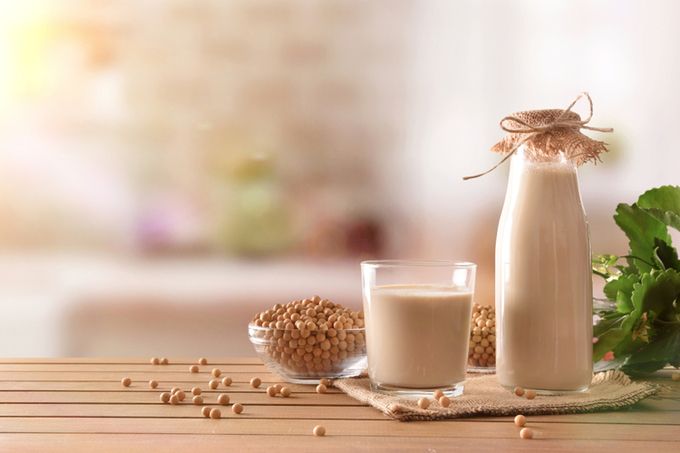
[360, 259, 476, 269]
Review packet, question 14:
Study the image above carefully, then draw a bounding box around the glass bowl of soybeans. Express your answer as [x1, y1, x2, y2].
[248, 297, 367, 384]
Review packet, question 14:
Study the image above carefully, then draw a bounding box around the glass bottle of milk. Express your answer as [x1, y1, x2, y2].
[495, 146, 593, 393]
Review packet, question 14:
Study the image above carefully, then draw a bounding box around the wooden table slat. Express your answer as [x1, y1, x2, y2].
[1, 434, 677, 453]
[2, 417, 680, 441]
[0, 358, 263, 365]
[0, 390, 358, 406]
[0, 381, 339, 394]
[0, 403, 678, 425]
[0, 371, 279, 382]
[0, 364, 266, 372]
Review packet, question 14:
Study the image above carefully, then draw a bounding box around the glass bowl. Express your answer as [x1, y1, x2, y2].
[248, 324, 367, 384]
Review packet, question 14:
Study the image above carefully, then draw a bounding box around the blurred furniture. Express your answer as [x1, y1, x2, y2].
[0, 255, 360, 357]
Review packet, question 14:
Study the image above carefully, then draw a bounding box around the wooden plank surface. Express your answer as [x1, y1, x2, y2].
[1, 434, 677, 453]
[0, 358, 677, 452]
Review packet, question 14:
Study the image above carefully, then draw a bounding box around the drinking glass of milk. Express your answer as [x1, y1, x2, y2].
[361, 260, 477, 397]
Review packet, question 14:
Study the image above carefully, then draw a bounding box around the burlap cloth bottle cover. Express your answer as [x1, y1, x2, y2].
[334, 94, 659, 421]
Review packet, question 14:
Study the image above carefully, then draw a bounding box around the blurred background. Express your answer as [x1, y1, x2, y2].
[0, 0, 678, 357]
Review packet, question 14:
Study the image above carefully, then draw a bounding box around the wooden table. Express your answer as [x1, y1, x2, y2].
[0, 358, 678, 452]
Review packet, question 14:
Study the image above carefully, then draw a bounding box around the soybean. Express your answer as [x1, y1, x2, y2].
[417, 398, 430, 409]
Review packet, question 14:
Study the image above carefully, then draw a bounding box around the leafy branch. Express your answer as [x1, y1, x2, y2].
[592, 185, 680, 375]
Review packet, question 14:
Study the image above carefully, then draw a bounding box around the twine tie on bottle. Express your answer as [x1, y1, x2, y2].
[464, 92, 614, 180]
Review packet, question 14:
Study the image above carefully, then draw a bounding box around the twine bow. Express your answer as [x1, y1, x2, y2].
[463, 92, 614, 180]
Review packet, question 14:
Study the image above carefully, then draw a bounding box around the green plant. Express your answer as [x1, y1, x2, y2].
[592, 185, 680, 375]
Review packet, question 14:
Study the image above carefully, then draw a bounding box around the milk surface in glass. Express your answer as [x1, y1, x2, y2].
[365, 284, 473, 389]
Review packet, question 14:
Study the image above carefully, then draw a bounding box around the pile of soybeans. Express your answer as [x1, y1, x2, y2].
[249, 296, 366, 377]
[468, 304, 496, 368]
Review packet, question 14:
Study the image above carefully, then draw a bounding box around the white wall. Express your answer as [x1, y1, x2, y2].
[387, 0, 680, 304]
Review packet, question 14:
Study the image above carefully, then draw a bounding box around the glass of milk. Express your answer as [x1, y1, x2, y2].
[361, 260, 476, 398]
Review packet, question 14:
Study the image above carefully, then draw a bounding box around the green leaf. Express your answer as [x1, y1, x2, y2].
[615, 289, 634, 314]
[631, 312, 651, 343]
[593, 312, 632, 361]
[621, 359, 669, 376]
[631, 269, 680, 319]
[594, 356, 627, 372]
[614, 203, 671, 273]
[592, 254, 621, 279]
[637, 185, 680, 231]
[622, 328, 680, 374]
[653, 238, 680, 271]
[603, 273, 638, 312]
[604, 273, 670, 359]
[593, 328, 628, 361]
[644, 208, 680, 231]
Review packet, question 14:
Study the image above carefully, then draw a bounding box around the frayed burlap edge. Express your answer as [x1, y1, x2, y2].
[334, 370, 658, 422]
[491, 109, 609, 166]
[464, 93, 613, 180]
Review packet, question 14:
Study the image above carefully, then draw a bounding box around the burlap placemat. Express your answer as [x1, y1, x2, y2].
[334, 370, 658, 421]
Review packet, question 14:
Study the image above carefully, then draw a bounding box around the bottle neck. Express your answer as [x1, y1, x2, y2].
[511, 146, 578, 168]
[505, 146, 582, 203]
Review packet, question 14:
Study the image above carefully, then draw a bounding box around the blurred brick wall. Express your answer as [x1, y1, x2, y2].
[1, 0, 414, 253]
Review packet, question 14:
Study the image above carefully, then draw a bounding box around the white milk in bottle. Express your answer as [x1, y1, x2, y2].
[469, 97, 611, 393]
[495, 148, 593, 392]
